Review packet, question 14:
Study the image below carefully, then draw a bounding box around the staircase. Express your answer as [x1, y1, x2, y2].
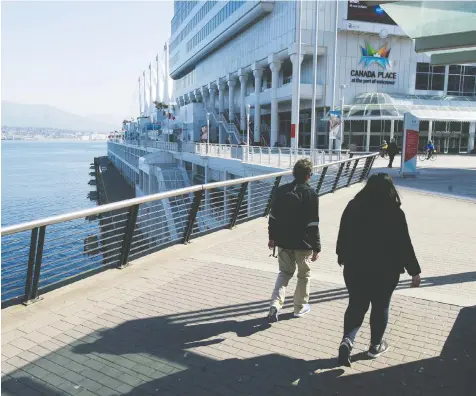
[206, 106, 242, 144]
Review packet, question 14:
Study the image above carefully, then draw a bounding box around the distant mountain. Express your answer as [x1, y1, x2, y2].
[1, 101, 117, 133]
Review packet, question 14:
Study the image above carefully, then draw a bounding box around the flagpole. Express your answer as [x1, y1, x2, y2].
[310, 0, 319, 151]
[143, 70, 147, 116]
[329, 0, 339, 154]
[156, 54, 160, 104]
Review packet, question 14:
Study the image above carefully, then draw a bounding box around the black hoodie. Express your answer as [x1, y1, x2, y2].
[336, 199, 421, 276]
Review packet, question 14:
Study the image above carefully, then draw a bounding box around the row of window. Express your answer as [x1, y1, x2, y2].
[415, 62, 476, 96]
[171, 1, 197, 34]
[170, 1, 217, 53]
[186, 1, 245, 53]
[176, 69, 197, 92]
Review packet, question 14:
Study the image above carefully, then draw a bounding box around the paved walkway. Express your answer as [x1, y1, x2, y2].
[2, 180, 476, 395]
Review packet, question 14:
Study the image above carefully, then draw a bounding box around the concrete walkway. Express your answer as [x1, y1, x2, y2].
[2, 179, 476, 395]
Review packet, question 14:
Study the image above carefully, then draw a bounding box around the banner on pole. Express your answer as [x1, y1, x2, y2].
[328, 110, 341, 140]
[400, 112, 420, 177]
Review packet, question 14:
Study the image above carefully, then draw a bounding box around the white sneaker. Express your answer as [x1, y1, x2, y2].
[294, 304, 311, 318]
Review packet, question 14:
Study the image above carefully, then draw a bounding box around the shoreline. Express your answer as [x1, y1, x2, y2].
[1, 139, 108, 143]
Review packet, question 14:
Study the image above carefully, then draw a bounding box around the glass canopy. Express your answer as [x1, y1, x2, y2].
[325, 93, 476, 122]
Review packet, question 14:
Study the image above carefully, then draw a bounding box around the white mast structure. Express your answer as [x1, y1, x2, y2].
[163, 42, 169, 106]
[138, 76, 142, 117]
[156, 54, 161, 103]
[149, 63, 153, 117]
[310, 0, 320, 150]
[143, 70, 147, 116]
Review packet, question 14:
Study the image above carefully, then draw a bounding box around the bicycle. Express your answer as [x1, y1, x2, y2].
[418, 150, 437, 161]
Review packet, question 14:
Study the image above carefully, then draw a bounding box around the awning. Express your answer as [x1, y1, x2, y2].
[375, 1, 476, 65]
[324, 93, 476, 122]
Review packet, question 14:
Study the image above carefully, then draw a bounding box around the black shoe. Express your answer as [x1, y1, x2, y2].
[267, 307, 279, 323]
[338, 338, 353, 367]
[368, 340, 389, 358]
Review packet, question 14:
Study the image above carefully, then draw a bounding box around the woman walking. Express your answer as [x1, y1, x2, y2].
[336, 173, 421, 367]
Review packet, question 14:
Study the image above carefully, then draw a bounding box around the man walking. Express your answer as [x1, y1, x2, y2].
[267, 159, 320, 322]
[387, 138, 398, 168]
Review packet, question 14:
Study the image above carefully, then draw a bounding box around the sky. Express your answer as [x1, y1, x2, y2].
[1, 0, 174, 124]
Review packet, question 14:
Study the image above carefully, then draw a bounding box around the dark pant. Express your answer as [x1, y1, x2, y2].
[388, 154, 395, 168]
[343, 267, 400, 346]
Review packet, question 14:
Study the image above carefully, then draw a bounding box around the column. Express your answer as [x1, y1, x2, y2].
[390, 120, 395, 140]
[269, 55, 282, 148]
[238, 69, 248, 132]
[428, 120, 433, 142]
[227, 75, 237, 121]
[290, 53, 304, 149]
[201, 86, 209, 111]
[366, 120, 371, 152]
[468, 122, 475, 153]
[252, 63, 263, 144]
[218, 79, 226, 144]
[208, 83, 217, 112]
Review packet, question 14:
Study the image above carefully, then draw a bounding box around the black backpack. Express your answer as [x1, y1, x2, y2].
[274, 185, 307, 243]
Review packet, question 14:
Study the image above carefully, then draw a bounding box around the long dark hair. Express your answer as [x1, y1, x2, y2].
[354, 173, 401, 207]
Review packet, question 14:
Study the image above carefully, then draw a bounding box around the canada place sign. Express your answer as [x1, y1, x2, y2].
[350, 42, 397, 85]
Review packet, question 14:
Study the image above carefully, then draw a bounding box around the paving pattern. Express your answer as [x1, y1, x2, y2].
[2, 164, 476, 396]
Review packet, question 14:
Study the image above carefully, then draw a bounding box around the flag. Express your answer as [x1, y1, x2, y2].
[149, 63, 151, 70]
[164, 43, 167, 51]
[156, 54, 158, 62]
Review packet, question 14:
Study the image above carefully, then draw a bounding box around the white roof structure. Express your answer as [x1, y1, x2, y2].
[328, 92, 476, 122]
[372, 1, 476, 65]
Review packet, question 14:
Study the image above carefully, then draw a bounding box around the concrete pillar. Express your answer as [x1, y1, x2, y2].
[252, 63, 263, 144]
[428, 120, 433, 142]
[227, 75, 237, 121]
[201, 86, 209, 111]
[290, 53, 304, 149]
[269, 54, 282, 148]
[208, 83, 217, 112]
[218, 80, 226, 144]
[468, 122, 475, 153]
[390, 120, 395, 140]
[366, 120, 371, 152]
[238, 69, 248, 132]
[218, 79, 225, 114]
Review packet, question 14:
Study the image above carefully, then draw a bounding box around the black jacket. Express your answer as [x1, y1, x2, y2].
[336, 199, 421, 276]
[268, 181, 321, 252]
[387, 142, 399, 156]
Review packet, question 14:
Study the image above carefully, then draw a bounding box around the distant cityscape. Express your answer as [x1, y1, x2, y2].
[1, 126, 109, 141]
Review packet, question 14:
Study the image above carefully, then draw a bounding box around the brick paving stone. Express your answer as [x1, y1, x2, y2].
[2, 180, 475, 395]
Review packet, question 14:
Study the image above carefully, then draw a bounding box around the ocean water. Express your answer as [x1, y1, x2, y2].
[1, 141, 108, 303]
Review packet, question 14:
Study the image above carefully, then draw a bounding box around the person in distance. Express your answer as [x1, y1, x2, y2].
[387, 138, 399, 168]
[267, 159, 320, 322]
[336, 173, 421, 366]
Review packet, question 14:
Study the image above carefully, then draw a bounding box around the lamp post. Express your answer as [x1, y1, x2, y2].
[337, 84, 346, 153]
[246, 105, 251, 146]
[206, 112, 210, 154]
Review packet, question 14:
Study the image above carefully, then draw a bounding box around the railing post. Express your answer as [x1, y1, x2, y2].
[345, 153, 354, 172]
[360, 156, 374, 182]
[332, 162, 346, 192]
[183, 190, 204, 244]
[346, 158, 360, 187]
[316, 166, 328, 195]
[265, 176, 282, 216]
[29, 225, 46, 303]
[229, 182, 248, 229]
[118, 204, 140, 268]
[278, 148, 281, 167]
[23, 228, 38, 304]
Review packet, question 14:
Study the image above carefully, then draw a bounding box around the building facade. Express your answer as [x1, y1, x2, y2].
[168, 0, 476, 153]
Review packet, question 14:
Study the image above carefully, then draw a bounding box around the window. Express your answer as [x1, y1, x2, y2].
[415, 62, 445, 91]
[447, 65, 476, 96]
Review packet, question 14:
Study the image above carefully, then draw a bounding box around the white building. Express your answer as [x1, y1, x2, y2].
[169, 0, 476, 153]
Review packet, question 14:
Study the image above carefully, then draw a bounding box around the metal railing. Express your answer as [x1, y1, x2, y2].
[1, 153, 378, 307]
[109, 140, 333, 169]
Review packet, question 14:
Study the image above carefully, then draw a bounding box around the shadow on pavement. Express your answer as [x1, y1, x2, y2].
[2, 299, 475, 396]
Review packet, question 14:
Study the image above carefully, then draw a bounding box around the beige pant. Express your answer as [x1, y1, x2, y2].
[270, 248, 312, 313]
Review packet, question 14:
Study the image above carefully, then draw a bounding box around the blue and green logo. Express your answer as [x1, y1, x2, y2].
[360, 41, 391, 70]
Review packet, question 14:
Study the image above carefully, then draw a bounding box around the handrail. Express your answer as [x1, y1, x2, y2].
[1, 153, 377, 236]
